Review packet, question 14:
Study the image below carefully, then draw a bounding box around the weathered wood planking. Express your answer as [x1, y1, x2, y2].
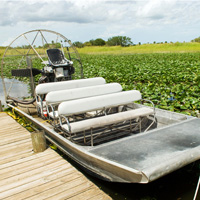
[0, 113, 111, 200]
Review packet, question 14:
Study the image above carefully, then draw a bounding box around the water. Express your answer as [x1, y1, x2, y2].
[0, 77, 29, 106]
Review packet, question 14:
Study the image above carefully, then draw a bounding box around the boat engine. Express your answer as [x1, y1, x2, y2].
[39, 48, 75, 83]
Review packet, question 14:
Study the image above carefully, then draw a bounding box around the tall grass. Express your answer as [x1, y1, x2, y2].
[1, 42, 200, 58]
[77, 42, 200, 54]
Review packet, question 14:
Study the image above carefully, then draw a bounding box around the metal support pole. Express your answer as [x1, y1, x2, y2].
[139, 117, 142, 133]
[26, 56, 35, 97]
[193, 176, 200, 200]
[83, 131, 86, 144]
[91, 129, 93, 146]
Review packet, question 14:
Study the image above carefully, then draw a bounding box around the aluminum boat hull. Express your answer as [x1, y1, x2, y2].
[9, 104, 200, 183]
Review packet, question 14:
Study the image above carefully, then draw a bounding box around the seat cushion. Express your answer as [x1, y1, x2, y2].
[61, 107, 153, 133]
[35, 77, 106, 95]
[46, 83, 122, 104]
[58, 90, 142, 116]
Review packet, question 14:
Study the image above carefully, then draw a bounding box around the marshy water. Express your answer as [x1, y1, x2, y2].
[0, 77, 29, 106]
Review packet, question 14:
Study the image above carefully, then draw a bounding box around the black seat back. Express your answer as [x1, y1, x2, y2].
[47, 49, 67, 66]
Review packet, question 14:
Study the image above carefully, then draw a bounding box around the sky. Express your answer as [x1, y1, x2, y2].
[0, 0, 200, 46]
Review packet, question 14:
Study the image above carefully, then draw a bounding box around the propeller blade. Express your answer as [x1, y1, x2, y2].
[11, 68, 42, 77]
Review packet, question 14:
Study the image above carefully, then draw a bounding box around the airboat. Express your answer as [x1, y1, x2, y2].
[1, 29, 200, 183]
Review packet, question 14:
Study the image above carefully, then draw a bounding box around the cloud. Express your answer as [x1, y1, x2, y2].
[0, 0, 119, 26]
[1, 0, 200, 45]
[1, 0, 200, 27]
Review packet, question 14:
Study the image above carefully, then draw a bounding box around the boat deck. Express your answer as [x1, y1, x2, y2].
[90, 118, 200, 182]
[0, 112, 111, 200]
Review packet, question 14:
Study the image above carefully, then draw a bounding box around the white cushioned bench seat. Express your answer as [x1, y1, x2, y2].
[62, 107, 154, 133]
[46, 83, 122, 119]
[58, 90, 141, 116]
[35, 77, 106, 95]
[46, 83, 122, 104]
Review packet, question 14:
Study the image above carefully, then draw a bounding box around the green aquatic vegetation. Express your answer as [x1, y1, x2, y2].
[4, 107, 36, 132]
[81, 53, 200, 116]
[2, 52, 200, 116]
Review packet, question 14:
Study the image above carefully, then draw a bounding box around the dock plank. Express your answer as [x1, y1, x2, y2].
[0, 151, 35, 165]
[66, 187, 103, 200]
[0, 138, 32, 153]
[0, 140, 32, 156]
[1, 167, 79, 199]
[28, 177, 93, 200]
[0, 113, 111, 200]
[0, 155, 62, 180]
[0, 148, 53, 170]
[0, 160, 69, 190]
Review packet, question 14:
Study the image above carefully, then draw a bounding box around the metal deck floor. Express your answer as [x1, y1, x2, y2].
[90, 118, 200, 182]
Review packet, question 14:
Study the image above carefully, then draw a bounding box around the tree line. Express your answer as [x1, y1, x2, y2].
[191, 36, 200, 43]
[73, 36, 133, 48]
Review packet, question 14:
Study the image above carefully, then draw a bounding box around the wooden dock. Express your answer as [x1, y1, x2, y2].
[0, 112, 111, 200]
